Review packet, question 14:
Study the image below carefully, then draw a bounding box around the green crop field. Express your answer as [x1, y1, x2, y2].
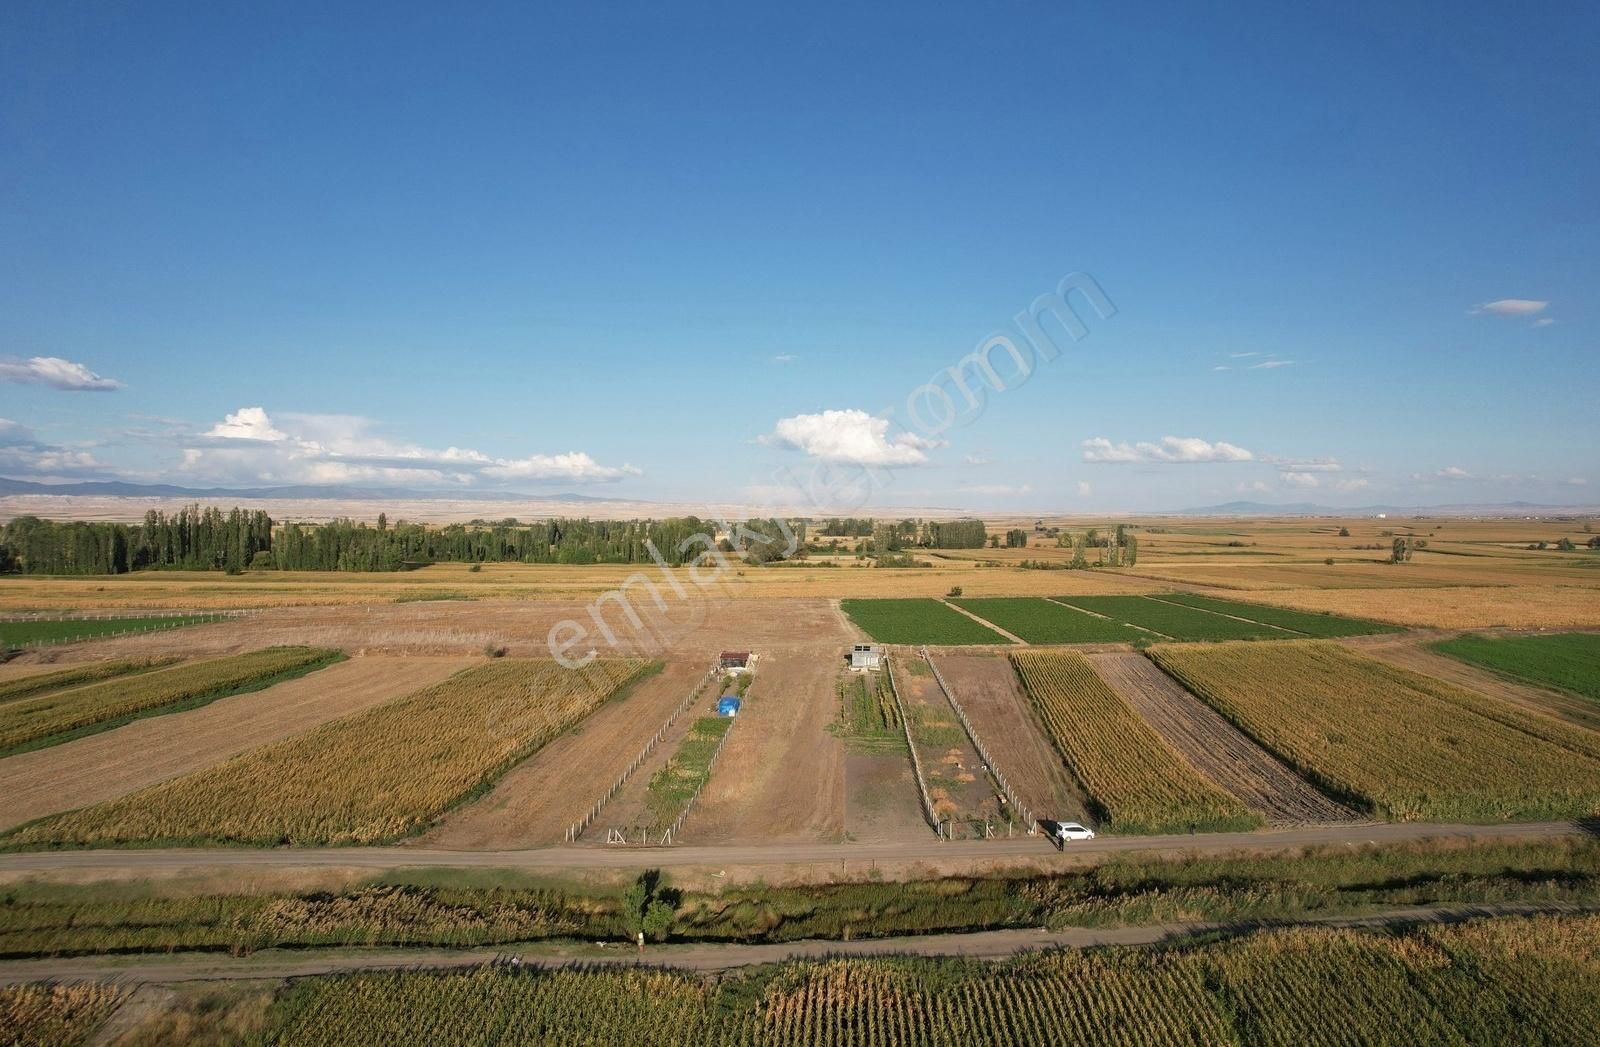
[952, 597, 1145, 643]
[1157, 593, 1400, 637]
[1053, 595, 1298, 641]
[0, 614, 222, 648]
[1431, 632, 1600, 702]
[646, 716, 733, 827]
[841, 598, 1010, 645]
[238, 914, 1600, 1046]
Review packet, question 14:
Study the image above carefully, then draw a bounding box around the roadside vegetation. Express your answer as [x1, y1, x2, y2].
[1151, 640, 1600, 821]
[3, 837, 1596, 958]
[1431, 631, 1600, 702]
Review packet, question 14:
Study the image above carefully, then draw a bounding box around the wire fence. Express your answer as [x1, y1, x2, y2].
[921, 645, 1036, 835]
[885, 654, 943, 837]
[566, 663, 717, 843]
[0, 610, 251, 650]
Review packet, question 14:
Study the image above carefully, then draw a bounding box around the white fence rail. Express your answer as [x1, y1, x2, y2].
[885, 654, 943, 837]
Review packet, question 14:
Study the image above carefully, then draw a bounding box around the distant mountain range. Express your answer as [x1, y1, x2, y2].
[0, 476, 626, 503]
[1175, 500, 1596, 517]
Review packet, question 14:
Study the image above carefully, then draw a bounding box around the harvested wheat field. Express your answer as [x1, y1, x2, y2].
[1237, 585, 1600, 629]
[0, 656, 473, 832]
[419, 659, 710, 848]
[924, 652, 1091, 827]
[688, 646, 849, 844]
[1086, 651, 1355, 825]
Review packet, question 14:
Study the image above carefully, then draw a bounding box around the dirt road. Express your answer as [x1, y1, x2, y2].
[0, 820, 1581, 877]
[0, 902, 1587, 987]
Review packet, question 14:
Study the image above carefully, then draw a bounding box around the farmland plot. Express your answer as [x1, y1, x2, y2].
[1431, 632, 1600, 703]
[0, 657, 180, 705]
[1087, 652, 1355, 825]
[0, 646, 338, 756]
[1010, 650, 1261, 834]
[1155, 593, 1399, 637]
[841, 598, 1011, 645]
[3, 658, 650, 848]
[1150, 640, 1600, 822]
[950, 597, 1144, 644]
[1052, 596, 1297, 641]
[0, 656, 474, 832]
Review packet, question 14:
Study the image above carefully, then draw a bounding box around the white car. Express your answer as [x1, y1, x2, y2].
[1054, 821, 1097, 842]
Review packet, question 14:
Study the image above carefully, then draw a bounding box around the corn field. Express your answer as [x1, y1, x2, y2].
[1150, 640, 1600, 822]
[251, 914, 1600, 1046]
[0, 982, 127, 1047]
[0, 646, 336, 754]
[6, 657, 650, 848]
[1010, 650, 1260, 834]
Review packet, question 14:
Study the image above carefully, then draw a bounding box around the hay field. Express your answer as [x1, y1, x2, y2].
[1238, 585, 1600, 629]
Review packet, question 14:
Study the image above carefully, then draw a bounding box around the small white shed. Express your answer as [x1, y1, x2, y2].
[850, 643, 883, 670]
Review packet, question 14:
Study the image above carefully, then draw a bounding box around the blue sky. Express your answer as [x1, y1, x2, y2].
[1, 2, 1594, 512]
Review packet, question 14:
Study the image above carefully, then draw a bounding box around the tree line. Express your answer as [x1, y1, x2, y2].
[0, 510, 811, 575]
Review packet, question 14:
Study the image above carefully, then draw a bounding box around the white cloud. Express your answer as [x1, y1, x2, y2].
[1229, 352, 1259, 359]
[1471, 299, 1548, 317]
[1566, 477, 1588, 487]
[963, 453, 991, 466]
[1083, 436, 1254, 464]
[1282, 471, 1320, 488]
[765, 409, 940, 466]
[1334, 477, 1371, 493]
[0, 356, 123, 391]
[207, 406, 288, 442]
[0, 417, 103, 476]
[771, 353, 796, 364]
[180, 407, 638, 487]
[1076, 481, 1091, 497]
[1436, 466, 1473, 481]
[1533, 317, 1555, 328]
[966, 483, 1033, 497]
[1271, 457, 1343, 473]
[1249, 358, 1293, 369]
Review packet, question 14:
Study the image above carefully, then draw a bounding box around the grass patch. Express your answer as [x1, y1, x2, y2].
[0, 614, 221, 648]
[645, 716, 733, 828]
[833, 673, 905, 754]
[841, 598, 1010, 645]
[1431, 632, 1600, 702]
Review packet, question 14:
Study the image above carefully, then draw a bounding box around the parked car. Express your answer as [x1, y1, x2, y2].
[1054, 821, 1096, 842]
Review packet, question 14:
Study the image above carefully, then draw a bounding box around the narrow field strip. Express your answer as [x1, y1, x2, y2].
[0, 647, 339, 757]
[952, 598, 1144, 644]
[1054, 595, 1298, 642]
[1150, 640, 1600, 822]
[841, 598, 1011, 645]
[1155, 593, 1400, 637]
[1, 658, 652, 849]
[0, 614, 221, 648]
[0, 657, 181, 706]
[1010, 650, 1261, 834]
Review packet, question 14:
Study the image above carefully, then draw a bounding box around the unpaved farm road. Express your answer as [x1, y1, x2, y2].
[0, 820, 1584, 876]
[0, 902, 1589, 987]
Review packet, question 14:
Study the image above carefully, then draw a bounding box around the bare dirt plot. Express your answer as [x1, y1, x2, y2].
[894, 653, 1005, 836]
[1086, 652, 1356, 825]
[925, 652, 1091, 827]
[688, 645, 850, 845]
[842, 750, 929, 843]
[418, 660, 708, 848]
[0, 656, 472, 832]
[3, 598, 853, 661]
[1346, 633, 1600, 733]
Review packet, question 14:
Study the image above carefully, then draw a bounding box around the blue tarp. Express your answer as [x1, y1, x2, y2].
[717, 696, 741, 716]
